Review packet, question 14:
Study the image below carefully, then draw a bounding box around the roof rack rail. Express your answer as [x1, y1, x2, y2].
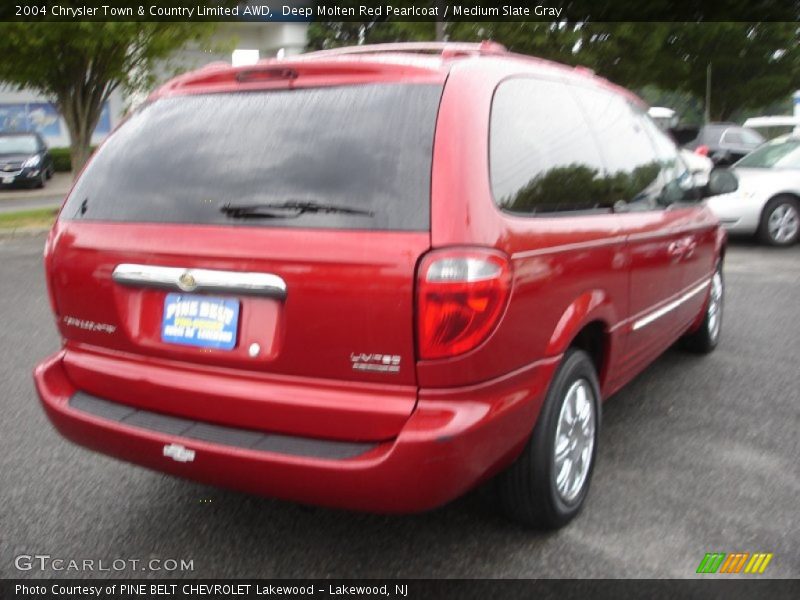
[302, 41, 507, 60]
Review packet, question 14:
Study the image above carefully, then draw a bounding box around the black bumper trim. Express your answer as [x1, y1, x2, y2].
[69, 391, 378, 460]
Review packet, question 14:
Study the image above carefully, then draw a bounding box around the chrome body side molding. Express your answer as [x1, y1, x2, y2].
[632, 279, 710, 331]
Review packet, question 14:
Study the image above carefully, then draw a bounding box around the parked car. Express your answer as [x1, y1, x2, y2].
[683, 123, 765, 166]
[705, 135, 800, 246]
[647, 107, 714, 186]
[647, 106, 679, 130]
[0, 131, 54, 188]
[34, 42, 734, 529]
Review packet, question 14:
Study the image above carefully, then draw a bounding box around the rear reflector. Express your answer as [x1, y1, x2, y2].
[417, 249, 511, 360]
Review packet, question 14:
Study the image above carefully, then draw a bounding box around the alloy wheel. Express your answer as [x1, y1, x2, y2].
[553, 378, 596, 503]
[767, 203, 799, 244]
[707, 270, 723, 342]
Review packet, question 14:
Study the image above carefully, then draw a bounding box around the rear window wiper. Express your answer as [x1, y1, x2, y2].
[220, 200, 374, 219]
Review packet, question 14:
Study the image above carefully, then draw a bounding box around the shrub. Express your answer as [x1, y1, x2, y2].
[49, 146, 97, 172]
[50, 148, 72, 172]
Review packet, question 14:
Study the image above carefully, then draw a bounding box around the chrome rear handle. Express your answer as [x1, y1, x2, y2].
[112, 264, 287, 299]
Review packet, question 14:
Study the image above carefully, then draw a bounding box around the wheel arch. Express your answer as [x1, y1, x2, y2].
[545, 291, 615, 391]
[759, 191, 800, 222]
[567, 321, 609, 390]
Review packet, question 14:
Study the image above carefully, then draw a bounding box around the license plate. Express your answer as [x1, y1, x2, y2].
[161, 294, 240, 350]
[2, 176, 13, 184]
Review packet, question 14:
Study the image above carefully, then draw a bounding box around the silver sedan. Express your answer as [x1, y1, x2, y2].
[705, 136, 800, 246]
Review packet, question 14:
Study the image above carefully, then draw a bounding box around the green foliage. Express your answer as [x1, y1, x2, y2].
[308, 21, 800, 122]
[49, 147, 97, 172]
[652, 22, 800, 120]
[307, 22, 438, 49]
[0, 21, 219, 104]
[501, 164, 607, 213]
[0, 14, 226, 173]
[638, 85, 705, 126]
[0, 207, 57, 230]
[49, 147, 73, 172]
[501, 162, 663, 213]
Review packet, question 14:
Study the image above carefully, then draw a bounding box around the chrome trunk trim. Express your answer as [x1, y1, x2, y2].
[112, 264, 287, 299]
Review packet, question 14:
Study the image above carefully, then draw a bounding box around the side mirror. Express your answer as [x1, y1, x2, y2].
[704, 168, 738, 197]
[710, 149, 733, 166]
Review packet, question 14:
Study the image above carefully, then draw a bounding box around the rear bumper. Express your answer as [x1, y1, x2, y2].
[34, 351, 557, 513]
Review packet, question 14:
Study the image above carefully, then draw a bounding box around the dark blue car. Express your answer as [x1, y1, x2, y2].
[0, 131, 55, 188]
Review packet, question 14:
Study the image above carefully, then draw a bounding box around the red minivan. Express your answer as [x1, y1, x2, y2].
[34, 42, 734, 528]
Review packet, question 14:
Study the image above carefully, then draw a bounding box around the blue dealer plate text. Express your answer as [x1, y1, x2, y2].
[161, 294, 239, 350]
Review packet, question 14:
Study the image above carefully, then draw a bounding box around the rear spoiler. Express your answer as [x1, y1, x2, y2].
[150, 60, 446, 100]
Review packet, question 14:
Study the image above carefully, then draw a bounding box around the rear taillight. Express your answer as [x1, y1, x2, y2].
[417, 248, 511, 360]
[695, 145, 710, 157]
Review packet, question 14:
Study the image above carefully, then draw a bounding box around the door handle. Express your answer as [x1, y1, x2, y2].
[667, 241, 684, 257]
[667, 237, 696, 260]
[682, 238, 697, 259]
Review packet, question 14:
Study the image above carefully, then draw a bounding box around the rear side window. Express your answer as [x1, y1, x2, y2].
[62, 83, 443, 231]
[571, 86, 662, 209]
[489, 77, 663, 215]
[723, 127, 764, 146]
[721, 129, 744, 145]
[489, 77, 608, 214]
[701, 126, 726, 145]
[740, 128, 765, 145]
[639, 113, 699, 205]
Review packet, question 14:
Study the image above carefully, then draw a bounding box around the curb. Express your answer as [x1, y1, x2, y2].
[0, 226, 52, 239]
[0, 190, 70, 202]
[0, 203, 61, 216]
[0, 173, 73, 202]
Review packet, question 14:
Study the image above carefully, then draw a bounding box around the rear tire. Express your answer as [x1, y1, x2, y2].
[757, 195, 799, 246]
[682, 261, 723, 354]
[497, 349, 600, 529]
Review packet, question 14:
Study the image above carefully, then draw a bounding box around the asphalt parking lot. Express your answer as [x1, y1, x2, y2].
[1, 234, 798, 579]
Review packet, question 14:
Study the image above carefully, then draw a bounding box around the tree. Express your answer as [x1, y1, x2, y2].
[306, 21, 669, 86]
[0, 22, 220, 174]
[653, 22, 800, 121]
[307, 22, 438, 50]
[307, 20, 800, 121]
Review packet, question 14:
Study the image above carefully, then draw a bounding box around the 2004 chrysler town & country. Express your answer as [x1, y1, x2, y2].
[34, 42, 735, 529]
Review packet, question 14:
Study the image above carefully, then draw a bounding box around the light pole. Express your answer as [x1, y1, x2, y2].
[435, 0, 446, 41]
[704, 63, 712, 123]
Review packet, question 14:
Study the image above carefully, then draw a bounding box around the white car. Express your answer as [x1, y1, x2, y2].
[705, 136, 800, 246]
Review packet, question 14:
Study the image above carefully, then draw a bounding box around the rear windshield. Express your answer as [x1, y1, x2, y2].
[62, 83, 443, 230]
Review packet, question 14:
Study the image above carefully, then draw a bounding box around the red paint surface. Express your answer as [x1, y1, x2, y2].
[35, 48, 723, 512]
